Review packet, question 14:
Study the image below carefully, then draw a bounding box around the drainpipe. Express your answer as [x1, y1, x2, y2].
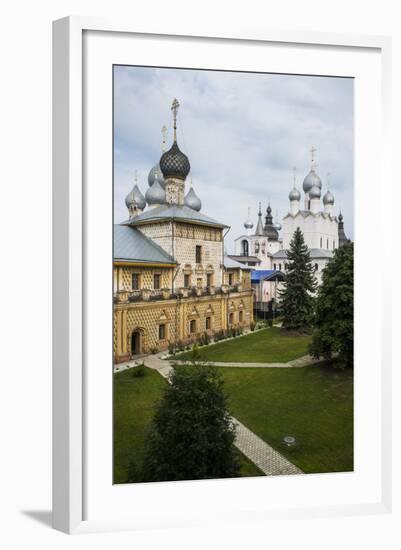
[222, 226, 231, 333]
[222, 226, 231, 287]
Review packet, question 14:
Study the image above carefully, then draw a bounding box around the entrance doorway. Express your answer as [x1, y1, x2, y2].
[131, 331, 141, 355]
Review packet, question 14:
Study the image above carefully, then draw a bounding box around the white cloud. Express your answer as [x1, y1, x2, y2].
[114, 66, 353, 250]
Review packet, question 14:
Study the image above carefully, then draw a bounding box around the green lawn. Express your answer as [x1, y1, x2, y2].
[174, 327, 312, 363]
[218, 363, 354, 474]
[114, 366, 264, 483]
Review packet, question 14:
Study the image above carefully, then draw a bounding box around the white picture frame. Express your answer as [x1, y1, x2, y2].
[52, 16, 392, 534]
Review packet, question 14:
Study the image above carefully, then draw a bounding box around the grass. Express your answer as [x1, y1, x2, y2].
[174, 327, 312, 363]
[113, 366, 167, 484]
[218, 363, 354, 474]
[113, 366, 264, 483]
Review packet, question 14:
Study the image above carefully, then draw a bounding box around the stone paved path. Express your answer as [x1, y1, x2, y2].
[233, 418, 303, 476]
[170, 354, 324, 368]
[130, 353, 303, 477]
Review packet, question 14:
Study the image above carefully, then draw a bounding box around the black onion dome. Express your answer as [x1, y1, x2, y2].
[159, 141, 190, 180]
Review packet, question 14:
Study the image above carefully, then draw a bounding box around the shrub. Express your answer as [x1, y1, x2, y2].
[250, 321, 256, 332]
[168, 342, 175, 356]
[132, 363, 146, 378]
[150, 346, 158, 355]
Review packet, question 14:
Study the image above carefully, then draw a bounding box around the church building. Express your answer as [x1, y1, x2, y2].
[231, 149, 349, 308]
[113, 99, 254, 363]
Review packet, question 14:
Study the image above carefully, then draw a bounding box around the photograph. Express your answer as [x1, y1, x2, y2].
[112, 65, 354, 484]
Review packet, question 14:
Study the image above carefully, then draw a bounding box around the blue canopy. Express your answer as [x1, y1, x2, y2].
[251, 270, 286, 284]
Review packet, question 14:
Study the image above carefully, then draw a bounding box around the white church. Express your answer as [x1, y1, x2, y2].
[230, 149, 349, 309]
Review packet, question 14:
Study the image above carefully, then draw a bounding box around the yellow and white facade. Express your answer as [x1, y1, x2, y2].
[113, 99, 253, 363]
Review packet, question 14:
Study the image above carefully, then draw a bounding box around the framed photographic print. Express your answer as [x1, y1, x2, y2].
[52, 17, 392, 534]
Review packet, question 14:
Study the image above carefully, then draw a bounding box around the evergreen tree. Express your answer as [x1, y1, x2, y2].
[141, 364, 240, 482]
[279, 227, 317, 330]
[310, 242, 353, 367]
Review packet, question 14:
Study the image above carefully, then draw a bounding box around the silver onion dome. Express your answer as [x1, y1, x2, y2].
[289, 187, 301, 201]
[323, 190, 334, 205]
[145, 175, 166, 206]
[125, 183, 146, 210]
[274, 221, 282, 231]
[309, 184, 321, 199]
[244, 207, 254, 230]
[184, 186, 202, 211]
[148, 163, 166, 189]
[303, 167, 322, 193]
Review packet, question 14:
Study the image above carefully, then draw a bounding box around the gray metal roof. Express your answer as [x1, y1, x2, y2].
[272, 248, 334, 259]
[122, 204, 228, 229]
[224, 255, 252, 270]
[228, 254, 261, 264]
[114, 225, 176, 264]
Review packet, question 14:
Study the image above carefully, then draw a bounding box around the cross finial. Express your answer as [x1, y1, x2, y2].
[134, 169, 138, 183]
[310, 146, 316, 164]
[293, 166, 297, 187]
[327, 172, 331, 189]
[258, 202, 262, 214]
[171, 98, 180, 141]
[161, 125, 167, 151]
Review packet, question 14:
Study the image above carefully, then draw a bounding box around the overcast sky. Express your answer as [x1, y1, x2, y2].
[114, 65, 353, 252]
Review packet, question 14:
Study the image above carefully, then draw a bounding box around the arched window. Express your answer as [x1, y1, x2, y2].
[254, 241, 259, 253]
[320, 237, 323, 248]
[315, 263, 319, 271]
[241, 240, 249, 256]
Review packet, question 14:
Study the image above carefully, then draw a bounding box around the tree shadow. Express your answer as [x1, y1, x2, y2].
[21, 510, 52, 528]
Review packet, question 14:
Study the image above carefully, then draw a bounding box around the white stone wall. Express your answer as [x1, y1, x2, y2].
[234, 234, 283, 269]
[282, 211, 338, 251]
